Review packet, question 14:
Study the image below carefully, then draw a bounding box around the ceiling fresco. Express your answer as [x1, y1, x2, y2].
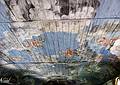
[0, 0, 120, 85]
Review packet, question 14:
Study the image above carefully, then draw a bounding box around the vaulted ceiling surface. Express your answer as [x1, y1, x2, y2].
[0, 0, 120, 80]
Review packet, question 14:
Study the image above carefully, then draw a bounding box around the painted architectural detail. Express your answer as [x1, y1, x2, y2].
[4, 0, 100, 20]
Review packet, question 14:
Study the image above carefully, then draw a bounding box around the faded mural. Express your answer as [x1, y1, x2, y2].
[0, 0, 120, 85]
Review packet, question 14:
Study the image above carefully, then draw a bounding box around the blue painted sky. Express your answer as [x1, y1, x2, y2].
[32, 32, 79, 56]
[8, 50, 33, 62]
[0, 1, 10, 39]
[93, 0, 120, 25]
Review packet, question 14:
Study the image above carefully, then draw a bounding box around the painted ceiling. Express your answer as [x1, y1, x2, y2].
[0, 0, 120, 80]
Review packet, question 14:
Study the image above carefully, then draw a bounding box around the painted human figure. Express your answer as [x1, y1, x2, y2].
[97, 37, 120, 57]
[64, 48, 74, 57]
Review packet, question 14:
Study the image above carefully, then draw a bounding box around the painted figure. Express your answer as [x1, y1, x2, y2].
[63, 48, 81, 58]
[64, 48, 74, 57]
[97, 36, 120, 57]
